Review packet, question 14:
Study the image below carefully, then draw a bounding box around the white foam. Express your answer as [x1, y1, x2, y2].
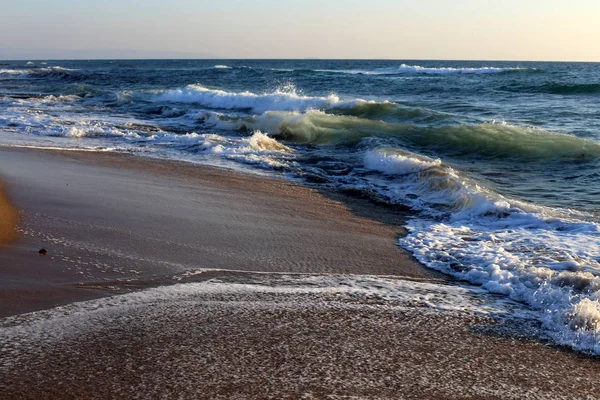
[364, 149, 441, 175]
[0, 92, 296, 171]
[246, 130, 291, 152]
[63, 125, 136, 138]
[40, 66, 74, 72]
[154, 84, 357, 113]
[363, 148, 499, 215]
[144, 130, 294, 169]
[0, 274, 532, 339]
[24, 117, 140, 139]
[0, 69, 27, 75]
[398, 198, 600, 354]
[0, 66, 76, 81]
[322, 64, 531, 76]
[0, 69, 29, 79]
[0, 99, 142, 140]
[358, 147, 600, 353]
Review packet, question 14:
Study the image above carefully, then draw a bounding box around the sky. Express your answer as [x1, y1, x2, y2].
[1, 0, 599, 61]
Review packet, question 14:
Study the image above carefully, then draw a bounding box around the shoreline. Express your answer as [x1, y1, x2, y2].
[2, 146, 600, 399]
[0, 146, 442, 317]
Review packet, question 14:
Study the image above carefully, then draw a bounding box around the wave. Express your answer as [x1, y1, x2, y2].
[362, 148, 600, 354]
[33, 123, 140, 139]
[0, 68, 30, 79]
[154, 84, 345, 113]
[13, 114, 295, 170]
[211, 110, 380, 145]
[33, 67, 83, 82]
[362, 148, 504, 214]
[143, 131, 294, 170]
[154, 85, 455, 124]
[10, 94, 82, 103]
[318, 64, 535, 76]
[0, 68, 27, 75]
[0, 66, 81, 81]
[407, 122, 600, 160]
[214, 110, 600, 161]
[220, 64, 535, 76]
[364, 148, 442, 176]
[329, 101, 453, 123]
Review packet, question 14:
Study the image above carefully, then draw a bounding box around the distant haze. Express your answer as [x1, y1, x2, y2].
[1, 0, 599, 61]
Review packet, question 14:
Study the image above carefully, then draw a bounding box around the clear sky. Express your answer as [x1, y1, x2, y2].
[1, 0, 599, 61]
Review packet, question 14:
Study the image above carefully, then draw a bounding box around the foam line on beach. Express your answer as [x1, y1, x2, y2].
[6, 272, 597, 399]
[0, 274, 534, 334]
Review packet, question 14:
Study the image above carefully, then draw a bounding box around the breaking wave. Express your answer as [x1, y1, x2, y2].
[363, 148, 503, 214]
[0, 69, 29, 79]
[142, 131, 294, 169]
[319, 64, 535, 76]
[155, 85, 456, 124]
[154, 84, 345, 113]
[212, 110, 600, 161]
[362, 148, 600, 354]
[0, 66, 81, 81]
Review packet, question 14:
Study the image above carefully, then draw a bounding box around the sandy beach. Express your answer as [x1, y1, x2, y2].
[0, 146, 440, 317]
[1, 147, 600, 399]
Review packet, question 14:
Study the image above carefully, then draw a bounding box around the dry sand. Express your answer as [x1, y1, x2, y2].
[1, 147, 599, 399]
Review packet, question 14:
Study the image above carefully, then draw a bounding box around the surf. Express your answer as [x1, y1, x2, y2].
[208, 110, 600, 161]
[316, 64, 536, 75]
[360, 147, 600, 354]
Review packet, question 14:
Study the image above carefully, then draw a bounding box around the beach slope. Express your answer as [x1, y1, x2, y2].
[0, 147, 599, 399]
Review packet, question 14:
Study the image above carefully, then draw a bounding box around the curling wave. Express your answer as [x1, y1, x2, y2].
[212, 110, 600, 161]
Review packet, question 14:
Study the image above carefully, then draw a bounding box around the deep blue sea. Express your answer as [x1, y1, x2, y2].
[1, 59, 600, 353]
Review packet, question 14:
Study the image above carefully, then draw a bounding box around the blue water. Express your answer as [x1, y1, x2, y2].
[2, 59, 600, 353]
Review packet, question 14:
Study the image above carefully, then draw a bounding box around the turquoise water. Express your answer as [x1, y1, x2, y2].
[2, 59, 600, 353]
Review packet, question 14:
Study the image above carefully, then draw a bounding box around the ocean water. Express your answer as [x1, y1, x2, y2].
[1, 59, 600, 353]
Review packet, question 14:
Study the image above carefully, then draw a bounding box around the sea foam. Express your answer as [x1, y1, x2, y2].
[319, 64, 532, 76]
[362, 148, 600, 354]
[154, 84, 343, 113]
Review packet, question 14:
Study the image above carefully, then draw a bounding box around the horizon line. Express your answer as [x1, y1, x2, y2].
[1, 57, 599, 63]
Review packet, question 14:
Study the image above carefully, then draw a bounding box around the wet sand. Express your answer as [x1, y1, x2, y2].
[0, 146, 439, 316]
[1, 147, 599, 399]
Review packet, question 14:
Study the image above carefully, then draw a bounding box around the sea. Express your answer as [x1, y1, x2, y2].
[1, 59, 600, 354]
